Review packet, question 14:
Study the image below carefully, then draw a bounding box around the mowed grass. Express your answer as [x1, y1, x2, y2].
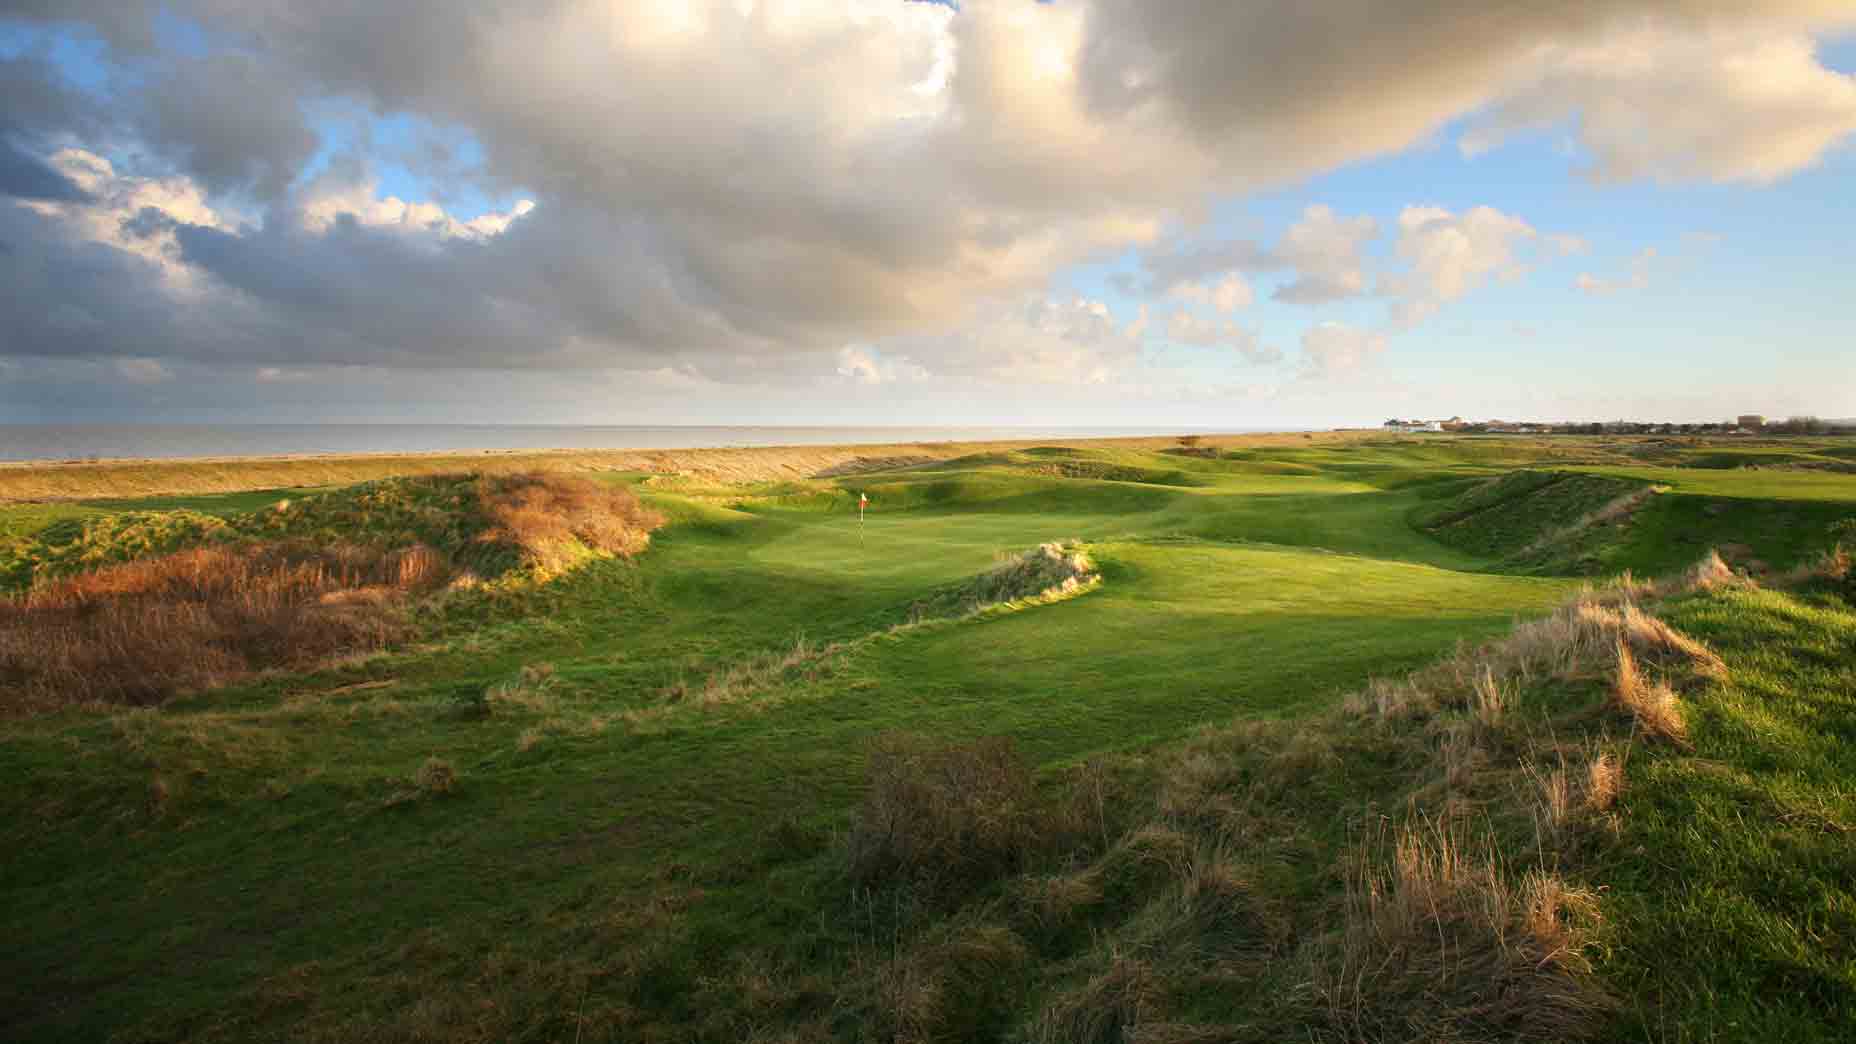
[0, 435, 1852, 1040]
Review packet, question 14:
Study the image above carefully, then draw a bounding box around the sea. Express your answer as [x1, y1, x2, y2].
[0, 424, 1264, 464]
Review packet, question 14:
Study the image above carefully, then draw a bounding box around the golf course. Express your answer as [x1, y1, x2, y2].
[3, 432, 1853, 1042]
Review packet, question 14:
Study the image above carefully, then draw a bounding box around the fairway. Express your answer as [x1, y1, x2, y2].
[3, 434, 1854, 1041]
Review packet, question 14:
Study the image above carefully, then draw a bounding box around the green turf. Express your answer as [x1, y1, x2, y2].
[1601, 584, 1856, 1040]
[1, 435, 1853, 1041]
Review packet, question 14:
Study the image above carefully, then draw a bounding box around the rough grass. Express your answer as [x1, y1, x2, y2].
[1417, 469, 1651, 571]
[0, 473, 661, 712]
[907, 541, 1097, 620]
[822, 559, 1743, 1042]
[0, 542, 433, 713]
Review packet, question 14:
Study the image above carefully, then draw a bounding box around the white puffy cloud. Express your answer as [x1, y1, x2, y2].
[1274, 205, 1380, 304]
[1299, 322, 1387, 380]
[1388, 205, 1540, 326]
[871, 295, 1142, 385]
[1466, 28, 1856, 184]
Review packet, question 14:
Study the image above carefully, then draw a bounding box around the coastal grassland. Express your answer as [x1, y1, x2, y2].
[0, 435, 1852, 1041]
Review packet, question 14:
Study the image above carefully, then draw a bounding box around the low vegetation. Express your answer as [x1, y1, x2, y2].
[0, 473, 661, 712]
[908, 542, 1097, 620]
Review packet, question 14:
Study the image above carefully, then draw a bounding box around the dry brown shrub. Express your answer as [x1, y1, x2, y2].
[1322, 820, 1611, 1042]
[0, 542, 442, 713]
[847, 734, 1058, 896]
[476, 472, 665, 572]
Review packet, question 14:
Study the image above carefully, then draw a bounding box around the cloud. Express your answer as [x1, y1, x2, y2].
[1166, 273, 1253, 314]
[1465, 28, 1856, 184]
[1576, 247, 1659, 294]
[1387, 205, 1539, 326]
[1273, 205, 1380, 304]
[0, 0, 1853, 396]
[0, 137, 91, 201]
[1299, 322, 1387, 380]
[142, 54, 319, 200]
[115, 357, 173, 383]
[1163, 309, 1282, 364]
[871, 295, 1142, 385]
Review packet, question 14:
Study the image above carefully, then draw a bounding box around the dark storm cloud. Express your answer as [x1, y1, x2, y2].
[141, 55, 320, 200]
[0, 135, 89, 200]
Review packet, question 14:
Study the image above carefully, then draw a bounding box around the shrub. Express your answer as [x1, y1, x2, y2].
[847, 734, 1055, 897]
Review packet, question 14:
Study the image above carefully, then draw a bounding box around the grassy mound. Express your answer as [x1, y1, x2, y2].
[1416, 470, 1652, 570]
[907, 542, 1098, 620]
[0, 473, 663, 712]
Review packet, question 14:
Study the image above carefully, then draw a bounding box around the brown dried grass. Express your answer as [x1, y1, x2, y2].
[1324, 820, 1611, 1041]
[0, 542, 442, 713]
[475, 472, 664, 572]
[1611, 642, 1691, 747]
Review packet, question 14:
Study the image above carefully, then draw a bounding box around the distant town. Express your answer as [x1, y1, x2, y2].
[1381, 415, 1854, 436]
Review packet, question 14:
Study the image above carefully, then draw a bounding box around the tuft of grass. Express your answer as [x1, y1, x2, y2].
[847, 734, 1062, 899]
[1323, 819, 1611, 1042]
[413, 757, 458, 795]
[1610, 641, 1690, 746]
[907, 541, 1097, 620]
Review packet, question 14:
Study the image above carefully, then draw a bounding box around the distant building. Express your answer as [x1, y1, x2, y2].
[1737, 415, 1765, 429]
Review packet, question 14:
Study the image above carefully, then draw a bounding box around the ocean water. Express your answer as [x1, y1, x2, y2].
[0, 424, 1242, 463]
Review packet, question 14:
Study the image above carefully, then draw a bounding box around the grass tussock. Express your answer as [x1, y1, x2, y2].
[909, 541, 1097, 620]
[1324, 820, 1610, 1042]
[847, 734, 1064, 899]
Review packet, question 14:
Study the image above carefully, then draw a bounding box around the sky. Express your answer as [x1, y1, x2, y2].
[1, 1, 1854, 428]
